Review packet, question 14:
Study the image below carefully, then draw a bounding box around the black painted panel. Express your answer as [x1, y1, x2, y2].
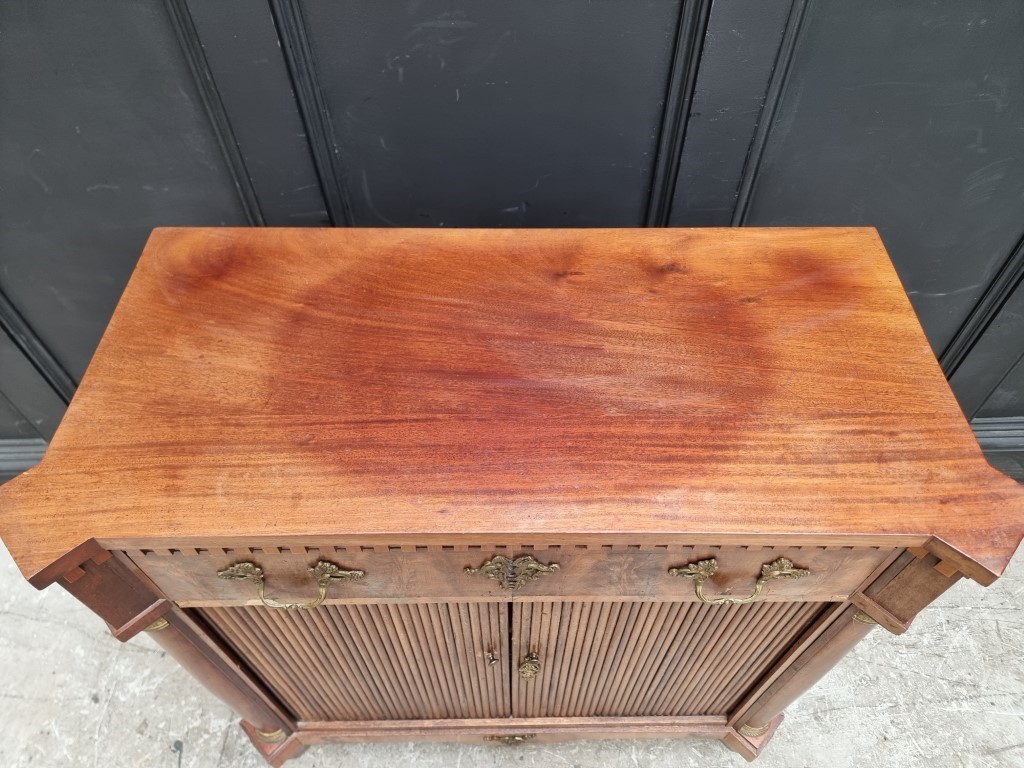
[2, 0, 1024, 441]
[0, 333, 65, 440]
[644, 0, 711, 227]
[985, 452, 1024, 482]
[940, 234, 1024, 378]
[300, 0, 680, 227]
[186, 0, 329, 226]
[0, 394, 39, 442]
[976, 355, 1024, 418]
[0, 289, 75, 403]
[949, 280, 1024, 418]
[743, 0, 1024, 354]
[0, 0, 248, 380]
[669, 0, 791, 226]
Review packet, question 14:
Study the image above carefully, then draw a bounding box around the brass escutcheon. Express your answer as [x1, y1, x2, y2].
[518, 652, 541, 681]
[464, 555, 560, 590]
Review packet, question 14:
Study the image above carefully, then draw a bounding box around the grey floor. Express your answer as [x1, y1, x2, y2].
[2, 539, 1023, 768]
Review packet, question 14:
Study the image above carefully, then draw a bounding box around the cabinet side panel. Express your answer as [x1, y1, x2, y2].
[200, 602, 507, 721]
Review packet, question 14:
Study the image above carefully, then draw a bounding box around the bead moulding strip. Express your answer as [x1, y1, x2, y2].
[941, 232, 1024, 379]
[120, 542, 890, 559]
[294, 715, 730, 741]
[0, 437, 47, 480]
[164, 0, 264, 225]
[972, 416, 1024, 453]
[0, 289, 77, 404]
[267, 0, 353, 226]
[731, 0, 810, 226]
[644, 0, 714, 226]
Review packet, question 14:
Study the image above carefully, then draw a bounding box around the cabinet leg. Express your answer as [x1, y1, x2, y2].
[241, 720, 308, 767]
[723, 713, 784, 761]
[57, 552, 302, 765]
[145, 607, 299, 757]
[722, 605, 871, 760]
[730, 606, 873, 741]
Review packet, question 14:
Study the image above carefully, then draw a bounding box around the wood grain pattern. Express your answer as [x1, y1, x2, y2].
[2, 228, 1022, 587]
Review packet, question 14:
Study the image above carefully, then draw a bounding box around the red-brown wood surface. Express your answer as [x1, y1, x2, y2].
[1, 228, 1022, 585]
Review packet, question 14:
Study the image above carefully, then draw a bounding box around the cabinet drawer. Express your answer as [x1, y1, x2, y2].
[125, 543, 897, 607]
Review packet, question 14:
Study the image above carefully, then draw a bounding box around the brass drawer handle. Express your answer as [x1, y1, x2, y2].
[518, 652, 541, 680]
[464, 555, 560, 590]
[486, 734, 536, 745]
[218, 560, 364, 610]
[669, 557, 810, 605]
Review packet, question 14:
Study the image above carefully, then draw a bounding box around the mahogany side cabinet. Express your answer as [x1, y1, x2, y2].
[1, 228, 1022, 765]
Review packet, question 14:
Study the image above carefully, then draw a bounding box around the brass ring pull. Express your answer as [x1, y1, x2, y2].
[518, 652, 541, 680]
[669, 557, 810, 605]
[217, 560, 364, 610]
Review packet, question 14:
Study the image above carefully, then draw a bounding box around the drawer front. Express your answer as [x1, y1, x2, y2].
[125, 544, 897, 606]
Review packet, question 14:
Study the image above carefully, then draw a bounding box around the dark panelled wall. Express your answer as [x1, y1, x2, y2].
[301, 0, 681, 228]
[1, 0, 1023, 480]
[0, 2, 249, 381]
[742, 0, 1024, 357]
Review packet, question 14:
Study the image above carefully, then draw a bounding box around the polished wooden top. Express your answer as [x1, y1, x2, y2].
[1, 228, 1022, 586]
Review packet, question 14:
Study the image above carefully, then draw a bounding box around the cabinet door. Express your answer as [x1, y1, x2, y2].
[201, 602, 510, 721]
[511, 600, 825, 717]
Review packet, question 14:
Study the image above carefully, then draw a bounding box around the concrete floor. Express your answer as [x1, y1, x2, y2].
[1, 539, 1022, 768]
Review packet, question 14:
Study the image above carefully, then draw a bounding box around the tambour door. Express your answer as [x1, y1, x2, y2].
[201, 602, 510, 721]
[511, 600, 827, 717]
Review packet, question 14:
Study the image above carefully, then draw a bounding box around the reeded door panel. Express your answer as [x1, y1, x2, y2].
[201, 602, 510, 721]
[202, 599, 824, 722]
[512, 600, 826, 717]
